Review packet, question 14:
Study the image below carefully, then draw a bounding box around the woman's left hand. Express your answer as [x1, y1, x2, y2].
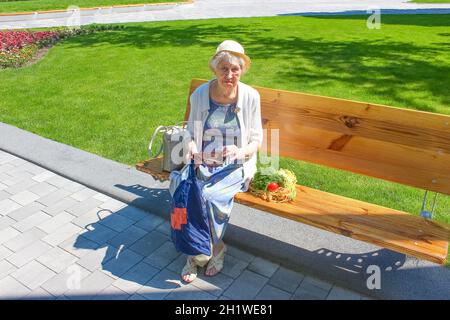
[222, 145, 246, 161]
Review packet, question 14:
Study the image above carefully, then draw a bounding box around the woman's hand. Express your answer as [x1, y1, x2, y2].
[222, 145, 246, 161]
[185, 140, 201, 168]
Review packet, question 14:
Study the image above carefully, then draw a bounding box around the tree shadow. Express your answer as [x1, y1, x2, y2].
[58, 18, 449, 114]
[60, 182, 450, 300]
[279, 11, 450, 27]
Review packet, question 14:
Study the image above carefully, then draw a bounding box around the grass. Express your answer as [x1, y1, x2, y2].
[0, 15, 449, 262]
[0, 0, 179, 14]
[411, 0, 450, 2]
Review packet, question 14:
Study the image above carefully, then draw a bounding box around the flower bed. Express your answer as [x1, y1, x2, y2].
[0, 24, 124, 68]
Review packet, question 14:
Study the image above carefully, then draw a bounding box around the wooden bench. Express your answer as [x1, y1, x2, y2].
[137, 78, 450, 265]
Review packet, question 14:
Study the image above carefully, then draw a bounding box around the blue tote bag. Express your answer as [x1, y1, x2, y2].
[170, 160, 212, 257]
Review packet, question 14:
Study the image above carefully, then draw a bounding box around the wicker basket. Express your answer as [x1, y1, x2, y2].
[249, 185, 293, 203]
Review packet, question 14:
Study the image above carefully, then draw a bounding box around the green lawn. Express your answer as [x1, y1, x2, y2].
[411, 0, 450, 2]
[0, 0, 179, 14]
[0, 15, 449, 261]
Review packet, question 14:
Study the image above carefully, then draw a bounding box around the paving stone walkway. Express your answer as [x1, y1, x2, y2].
[0, 149, 372, 300]
[1, 0, 450, 30]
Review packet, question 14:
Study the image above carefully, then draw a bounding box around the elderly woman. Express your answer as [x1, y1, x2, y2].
[181, 40, 263, 283]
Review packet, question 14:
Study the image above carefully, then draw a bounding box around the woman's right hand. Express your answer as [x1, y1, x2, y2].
[185, 140, 201, 168]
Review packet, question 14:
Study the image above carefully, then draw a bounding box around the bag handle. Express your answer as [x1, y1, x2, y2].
[147, 121, 189, 159]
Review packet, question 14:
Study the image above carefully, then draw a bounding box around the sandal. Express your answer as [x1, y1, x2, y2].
[181, 257, 198, 283]
[205, 244, 227, 277]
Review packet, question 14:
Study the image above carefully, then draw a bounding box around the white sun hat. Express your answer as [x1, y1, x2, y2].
[213, 40, 251, 70]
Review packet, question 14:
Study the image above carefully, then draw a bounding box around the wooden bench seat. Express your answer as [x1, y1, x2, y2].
[137, 79, 450, 265]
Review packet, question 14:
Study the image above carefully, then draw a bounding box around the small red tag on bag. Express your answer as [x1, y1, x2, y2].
[171, 207, 187, 230]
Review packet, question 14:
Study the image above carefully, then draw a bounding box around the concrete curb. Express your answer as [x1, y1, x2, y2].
[1, 121, 449, 299]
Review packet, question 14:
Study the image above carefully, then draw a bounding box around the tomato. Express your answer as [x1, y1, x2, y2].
[267, 182, 279, 192]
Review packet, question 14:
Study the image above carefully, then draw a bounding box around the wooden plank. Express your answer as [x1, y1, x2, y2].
[136, 157, 170, 181]
[235, 186, 449, 264]
[186, 79, 450, 194]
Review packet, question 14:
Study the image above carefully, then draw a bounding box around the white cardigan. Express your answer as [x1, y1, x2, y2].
[186, 79, 263, 189]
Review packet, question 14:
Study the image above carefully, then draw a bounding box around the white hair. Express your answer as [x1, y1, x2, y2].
[209, 51, 247, 74]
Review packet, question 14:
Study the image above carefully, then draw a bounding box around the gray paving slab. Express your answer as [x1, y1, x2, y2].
[227, 245, 255, 264]
[45, 175, 72, 189]
[192, 272, 235, 297]
[7, 202, 46, 222]
[28, 182, 58, 197]
[0, 199, 22, 216]
[134, 214, 165, 232]
[112, 261, 160, 294]
[97, 212, 135, 233]
[101, 248, 144, 279]
[115, 205, 149, 222]
[3, 178, 38, 196]
[93, 285, 131, 300]
[79, 223, 118, 245]
[6, 240, 53, 268]
[0, 163, 16, 175]
[25, 287, 56, 300]
[3, 227, 48, 252]
[143, 240, 181, 269]
[0, 191, 11, 201]
[165, 283, 216, 300]
[41, 264, 91, 297]
[36, 247, 79, 273]
[301, 275, 334, 292]
[0, 216, 15, 231]
[70, 188, 98, 202]
[0, 227, 22, 246]
[248, 256, 280, 278]
[255, 284, 292, 300]
[64, 270, 116, 300]
[268, 266, 305, 293]
[326, 286, 363, 300]
[37, 189, 71, 207]
[221, 254, 250, 279]
[107, 225, 147, 249]
[62, 181, 86, 193]
[129, 230, 168, 257]
[41, 223, 82, 247]
[76, 245, 117, 272]
[65, 198, 103, 217]
[0, 276, 32, 299]
[40, 197, 79, 217]
[32, 171, 56, 183]
[223, 270, 269, 300]
[137, 268, 182, 300]
[10, 260, 56, 290]
[292, 287, 328, 300]
[37, 212, 75, 233]
[0, 245, 13, 260]
[71, 206, 113, 228]
[2, 172, 34, 187]
[0, 259, 17, 280]
[58, 234, 101, 258]
[12, 210, 52, 233]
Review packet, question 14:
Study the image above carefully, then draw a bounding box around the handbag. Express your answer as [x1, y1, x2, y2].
[148, 121, 189, 172]
[170, 159, 212, 257]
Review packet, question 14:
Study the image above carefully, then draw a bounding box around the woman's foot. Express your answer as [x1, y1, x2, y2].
[205, 242, 227, 277]
[181, 257, 198, 283]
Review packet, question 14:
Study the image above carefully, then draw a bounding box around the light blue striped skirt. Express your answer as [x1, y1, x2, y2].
[196, 160, 247, 245]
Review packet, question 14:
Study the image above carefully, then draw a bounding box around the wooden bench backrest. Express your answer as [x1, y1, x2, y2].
[184, 79, 450, 195]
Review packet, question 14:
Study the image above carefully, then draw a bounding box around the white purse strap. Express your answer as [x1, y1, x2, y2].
[148, 121, 188, 159]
